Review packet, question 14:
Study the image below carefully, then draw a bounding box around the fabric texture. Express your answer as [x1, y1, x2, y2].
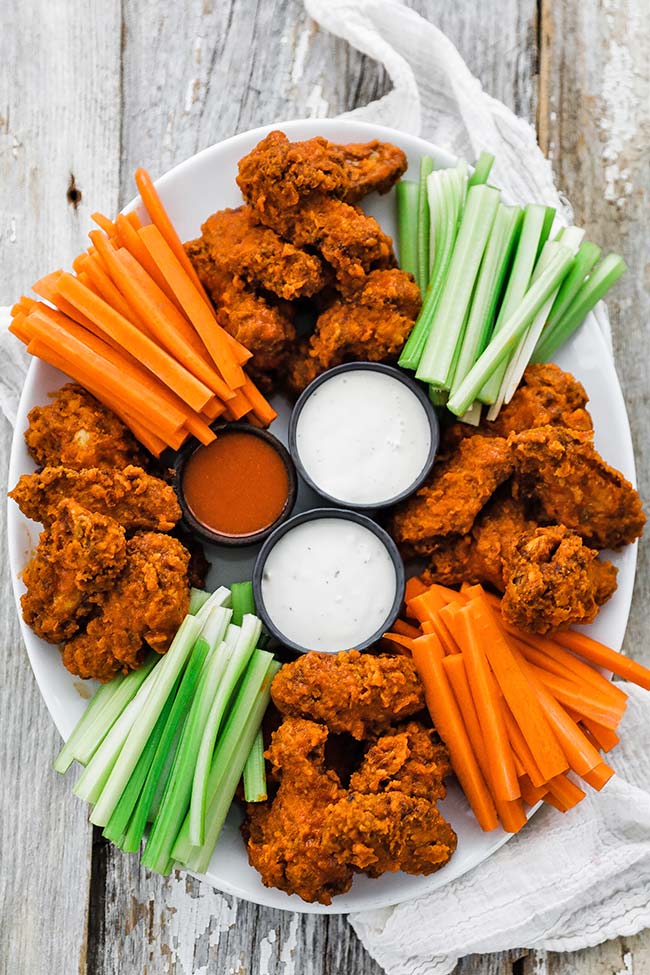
[300, 1, 647, 971]
[1, 3, 646, 970]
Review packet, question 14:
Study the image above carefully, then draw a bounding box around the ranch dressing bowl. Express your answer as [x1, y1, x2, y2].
[288, 363, 439, 511]
[252, 508, 405, 654]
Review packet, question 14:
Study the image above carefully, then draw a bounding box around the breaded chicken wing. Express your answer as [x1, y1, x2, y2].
[244, 717, 353, 904]
[24, 384, 144, 471]
[10, 465, 181, 532]
[287, 268, 421, 392]
[62, 532, 190, 681]
[271, 650, 425, 740]
[185, 241, 296, 377]
[336, 140, 408, 202]
[349, 721, 451, 800]
[195, 206, 328, 300]
[512, 426, 645, 549]
[389, 435, 514, 555]
[21, 500, 126, 644]
[422, 493, 535, 591]
[501, 525, 618, 634]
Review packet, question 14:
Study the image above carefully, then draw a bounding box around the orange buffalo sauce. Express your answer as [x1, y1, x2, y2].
[182, 431, 290, 536]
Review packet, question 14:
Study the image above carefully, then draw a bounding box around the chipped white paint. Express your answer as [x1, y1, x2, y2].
[259, 927, 278, 975]
[291, 23, 312, 84]
[280, 914, 300, 974]
[305, 82, 329, 117]
[600, 0, 640, 207]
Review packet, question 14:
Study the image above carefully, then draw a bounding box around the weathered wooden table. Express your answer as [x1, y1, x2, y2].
[1, 1, 648, 972]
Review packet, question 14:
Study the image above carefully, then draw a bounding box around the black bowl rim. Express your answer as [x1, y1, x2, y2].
[174, 422, 298, 548]
[252, 506, 406, 654]
[287, 361, 440, 511]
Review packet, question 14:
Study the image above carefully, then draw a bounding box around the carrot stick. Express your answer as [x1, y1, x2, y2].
[456, 607, 521, 802]
[137, 223, 247, 390]
[502, 704, 549, 788]
[514, 640, 628, 710]
[114, 213, 184, 311]
[33, 272, 104, 334]
[581, 762, 614, 791]
[54, 272, 214, 413]
[405, 577, 428, 602]
[390, 619, 422, 640]
[496, 798, 528, 833]
[580, 717, 620, 753]
[8, 317, 32, 344]
[442, 655, 490, 773]
[110, 245, 235, 402]
[553, 630, 650, 691]
[529, 665, 626, 730]
[468, 596, 569, 782]
[429, 615, 460, 655]
[518, 774, 548, 807]
[125, 211, 142, 230]
[91, 212, 117, 236]
[407, 589, 448, 620]
[411, 634, 499, 832]
[80, 251, 142, 324]
[545, 773, 586, 812]
[381, 632, 414, 653]
[133, 167, 218, 302]
[240, 375, 278, 427]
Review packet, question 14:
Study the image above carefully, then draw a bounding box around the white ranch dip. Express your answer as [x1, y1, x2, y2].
[260, 517, 398, 652]
[295, 369, 432, 505]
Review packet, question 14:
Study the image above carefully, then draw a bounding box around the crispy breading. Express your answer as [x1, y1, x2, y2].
[61, 532, 190, 681]
[422, 493, 534, 591]
[185, 241, 296, 376]
[287, 268, 421, 392]
[336, 140, 408, 202]
[10, 465, 181, 532]
[21, 500, 126, 644]
[389, 436, 514, 555]
[349, 721, 451, 800]
[501, 525, 618, 634]
[271, 650, 425, 740]
[24, 383, 144, 470]
[512, 425, 645, 549]
[195, 206, 328, 300]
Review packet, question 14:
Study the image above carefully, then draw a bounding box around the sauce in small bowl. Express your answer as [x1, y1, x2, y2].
[175, 423, 297, 546]
[253, 508, 405, 654]
[289, 362, 439, 511]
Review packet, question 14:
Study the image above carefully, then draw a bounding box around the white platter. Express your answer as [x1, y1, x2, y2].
[7, 118, 638, 914]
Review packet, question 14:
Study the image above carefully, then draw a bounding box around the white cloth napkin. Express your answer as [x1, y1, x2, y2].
[300, 0, 649, 970]
[2, 5, 647, 968]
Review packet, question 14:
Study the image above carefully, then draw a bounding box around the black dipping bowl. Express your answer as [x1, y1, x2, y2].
[288, 362, 440, 512]
[252, 507, 406, 654]
[174, 422, 297, 548]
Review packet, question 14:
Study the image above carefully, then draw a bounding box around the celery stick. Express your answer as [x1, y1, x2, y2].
[416, 184, 501, 387]
[119, 615, 228, 853]
[458, 401, 483, 426]
[89, 615, 203, 827]
[536, 206, 556, 263]
[395, 180, 418, 280]
[243, 729, 267, 802]
[447, 243, 575, 416]
[61, 656, 158, 771]
[398, 162, 468, 370]
[54, 675, 125, 774]
[428, 386, 448, 406]
[449, 203, 521, 394]
[194, 586, 232, 628]
[189, 588, 211, 615]
[543, 241, 601, 334]
[468, 151, 495, 187]
[189, 614, 262, 845]
[174, 654, 279, 872]
[533, 253, 626, 363]
[416, 156, 435, 290]
[141, 622, 241, 872]
[478, 204, 551, 404]
[73, 664, 161, 804]
[230, 581, 255, 626]
[102, 687, 177, 846]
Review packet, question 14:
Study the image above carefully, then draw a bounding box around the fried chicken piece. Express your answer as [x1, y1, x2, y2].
[24, 383, 144, 470]
[271, 650, 425, 740]
[195, 206, 328, 300]
[287, 268, 421, 392]
[350, 722, 450, 800]
[62, 532, 190, 681]
[439, 363, 594, 456]
[21, 500, 126, 644]
[237, 132, 396, 293]
[244, 717, 353, 904]
[422, 493, 535, 591]
[10, 465, 181, 531]
[501, 525, 618, 634]
[185, 241, 296, 376]
[389, 435, 514, 555]
[336, 140, 408, 202]
[512, 425, 645, 549]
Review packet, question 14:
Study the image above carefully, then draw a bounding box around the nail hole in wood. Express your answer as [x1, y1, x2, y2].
[67, 174, 82, 208]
